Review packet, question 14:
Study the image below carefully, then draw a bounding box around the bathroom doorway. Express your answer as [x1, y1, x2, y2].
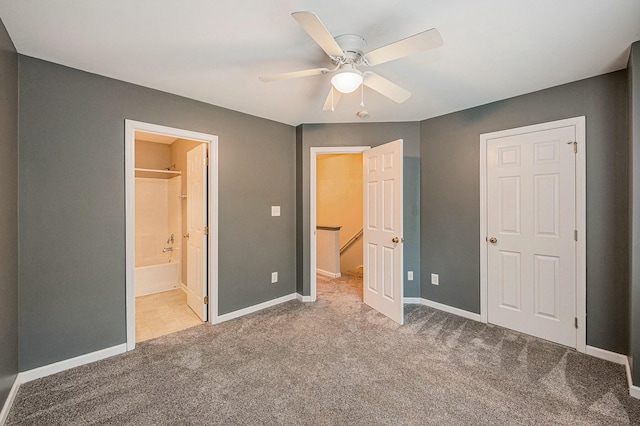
[134, 132, 203, 342]
[125, 121, 219, 350]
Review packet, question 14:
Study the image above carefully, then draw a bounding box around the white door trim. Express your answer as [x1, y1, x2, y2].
[479, 116, 586, 352]
[310, 146, 370, 301]
[125, 120, 219, 351]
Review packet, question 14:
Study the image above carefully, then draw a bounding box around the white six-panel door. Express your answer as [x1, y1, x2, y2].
[486, 126, 576, 347]
[187, 144, 208, 321]
[363, 140, 404, 325]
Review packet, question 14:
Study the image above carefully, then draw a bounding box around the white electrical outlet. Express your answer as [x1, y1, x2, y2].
[407, 271, 414, 281]
[271, 272, 278, 283]
[431, 273, 439, 285]
[271, 206, 281, 216]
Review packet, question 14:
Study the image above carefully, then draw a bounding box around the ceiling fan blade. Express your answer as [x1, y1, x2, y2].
[291, 11, 344, 59]
[365, 28, 443, 66]
[322, 87, 342, 111]
[363, 73, 411, 103]
[259, 67, 331, 82]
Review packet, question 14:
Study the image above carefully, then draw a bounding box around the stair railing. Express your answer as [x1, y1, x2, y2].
[340, 228, 363, 255]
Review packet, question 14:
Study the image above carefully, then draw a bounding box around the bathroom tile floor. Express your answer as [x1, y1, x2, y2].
[135, 289, 202, 342]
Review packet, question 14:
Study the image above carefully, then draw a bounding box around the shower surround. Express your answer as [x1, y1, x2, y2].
[135, 175, 182, 296]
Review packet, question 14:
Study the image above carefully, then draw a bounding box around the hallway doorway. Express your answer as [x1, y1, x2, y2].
[310, 141, 405, 324]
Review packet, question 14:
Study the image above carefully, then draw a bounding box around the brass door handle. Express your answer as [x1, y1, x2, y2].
[392, 237, 404, 243]
[183, 233, 190, 239]
[488, 237, 497, 244]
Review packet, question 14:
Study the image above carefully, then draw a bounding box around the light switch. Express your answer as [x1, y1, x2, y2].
[271, 206, 281, 216]
[271, 272, 278, 283]
[407, 271, 414, 281]
[431, 273, 439, 285]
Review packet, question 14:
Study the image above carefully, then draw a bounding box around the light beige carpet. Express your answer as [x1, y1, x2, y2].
[8, 270, 640, 425]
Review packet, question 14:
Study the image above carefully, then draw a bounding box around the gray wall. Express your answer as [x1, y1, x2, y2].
[0, 17, 18, 408]
[629, 41, 640, 383]
[297, 122, 421, 298]
[18, 56, 296, 370]
[421, 70, 629, 354]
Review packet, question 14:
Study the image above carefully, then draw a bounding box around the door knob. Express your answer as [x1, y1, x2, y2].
[392, 237, 404, 243]
[488, 237, 497, 244]
[183, 233, 190, 239]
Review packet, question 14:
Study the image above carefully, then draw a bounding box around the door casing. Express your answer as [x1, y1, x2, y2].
[125, 120, 219, 351]
[479, 116, 586, 352]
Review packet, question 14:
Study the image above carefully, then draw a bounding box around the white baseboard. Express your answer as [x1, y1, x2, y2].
[403, 297, 422, 304]
[214, 293, 297, 324]
[625, 357, 640, 399]
[19, 343, 127, 384]
[316, 268, 341, 279]
[585, 345, 627, 365]
[296, 293, 313, 302]
[420, 298, 483, 322]
[0, 375, 20, 426]
[584, 346, 640, 400]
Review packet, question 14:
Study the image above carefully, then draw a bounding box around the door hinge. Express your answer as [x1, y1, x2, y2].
[204, 296, 209, 304]
[567, 141, 577, 154]
[574, 317, 578, 329]
[574, 230, 578, 241]
[204, 157, 209, 166]
[204, 226, 209, 235]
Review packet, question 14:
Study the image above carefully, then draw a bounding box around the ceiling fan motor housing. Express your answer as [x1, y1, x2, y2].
[334, 34, 367, 63]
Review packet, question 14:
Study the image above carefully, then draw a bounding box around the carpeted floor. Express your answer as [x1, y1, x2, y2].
[7, 270, 640, 425]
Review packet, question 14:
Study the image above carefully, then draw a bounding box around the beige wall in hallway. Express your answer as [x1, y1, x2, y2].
[316, 153, 363, 272]
[171, 138, 205, 286]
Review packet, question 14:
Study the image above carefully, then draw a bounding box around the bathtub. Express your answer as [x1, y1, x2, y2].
[135, 260, 181, 297]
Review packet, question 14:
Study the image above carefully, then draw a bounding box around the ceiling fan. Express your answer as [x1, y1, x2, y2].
[259, 11, 443, 111]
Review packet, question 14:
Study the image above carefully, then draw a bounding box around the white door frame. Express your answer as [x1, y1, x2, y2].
[479, 116, 586, 352]
[125, 120, 219, 351]
[310, 146, 370, 301]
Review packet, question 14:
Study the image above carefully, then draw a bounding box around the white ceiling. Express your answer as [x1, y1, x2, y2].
[1, 1, 639, 126]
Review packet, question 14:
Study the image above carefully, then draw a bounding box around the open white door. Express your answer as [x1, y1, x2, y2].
[187, 144, 208, 321]
[363, 139, 404, 324]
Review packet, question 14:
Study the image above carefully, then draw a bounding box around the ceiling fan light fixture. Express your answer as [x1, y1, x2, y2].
[331, 65, 363, 94]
